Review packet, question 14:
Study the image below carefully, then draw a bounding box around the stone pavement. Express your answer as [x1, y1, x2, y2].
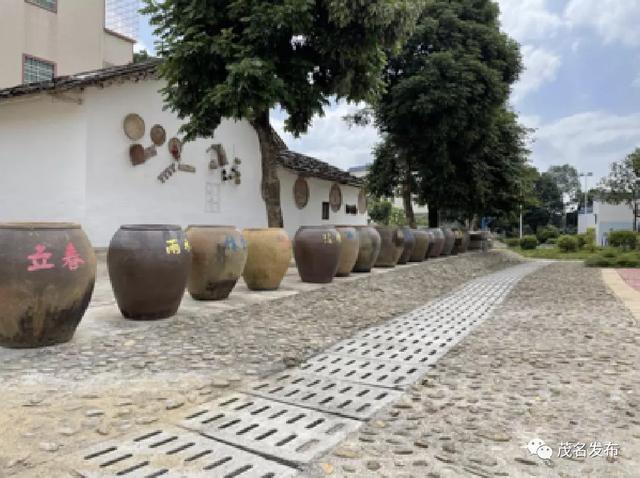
[307, 262, 640, 478]
[616, 268, 640, 292]
[1, 250, 520, 476]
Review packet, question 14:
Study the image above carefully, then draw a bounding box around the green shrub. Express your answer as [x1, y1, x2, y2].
[520, 235, 538, 250]
[547, 237, 557, 245]
[600, 248, 620, 258]
[557, 235, 579, 253]
[505, 238, 520, 248]
[609, 230, 637, 250]
[585, 255, 615, 268]
[536, 225, 560, 244]
[615, 253, 640, 268]
[575, 234, 586, 248]
[585, 228, 596, 249]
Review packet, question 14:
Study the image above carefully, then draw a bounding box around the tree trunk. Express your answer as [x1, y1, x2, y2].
[402, 173, 416, 228]
[428, 206, 439, 228]
[252, 111, 284, 228]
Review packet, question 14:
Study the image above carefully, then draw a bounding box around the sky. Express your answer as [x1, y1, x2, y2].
[137, 0, 640, 186]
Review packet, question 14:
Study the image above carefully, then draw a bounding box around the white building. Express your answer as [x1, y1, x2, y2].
[348, 164, 429, 216]
[0, 61, 367, 247]
[577, 201, 635, 245]
[0, 0, 134, 88]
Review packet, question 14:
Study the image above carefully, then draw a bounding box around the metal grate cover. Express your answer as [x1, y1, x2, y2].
[297, 353, 426, 389]
[241, 371, 403, 420]
[67, 425, 296, 478]
[180, 393, 359, 464]
[325, 339, 443, 365]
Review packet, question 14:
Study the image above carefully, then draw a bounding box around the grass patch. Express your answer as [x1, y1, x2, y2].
[511, 247, 595, 260]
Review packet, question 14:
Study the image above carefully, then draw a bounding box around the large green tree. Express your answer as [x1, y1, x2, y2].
[366, 0, 523, 227]
[597, 148, 640, 231]
[143, 0, 421, 226]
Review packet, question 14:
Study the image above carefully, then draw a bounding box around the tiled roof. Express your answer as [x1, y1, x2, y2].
[0, 60, 160, 100]
[0, 60, 363, 187]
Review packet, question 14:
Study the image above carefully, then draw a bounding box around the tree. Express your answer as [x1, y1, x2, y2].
[597, 148, 640, 231]
[142, 0, 422, 226]
[133, 50, 152, 63]
[546, 164, 580, 230]
[367, 0, 523, 227]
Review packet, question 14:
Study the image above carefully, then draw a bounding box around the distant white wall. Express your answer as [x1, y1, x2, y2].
[593, 201, 634, 245]
[577, 213, 596, 234]
[278, 166, 366, 238]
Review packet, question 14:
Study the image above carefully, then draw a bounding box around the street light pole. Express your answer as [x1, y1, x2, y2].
[579, 172, 593, 231]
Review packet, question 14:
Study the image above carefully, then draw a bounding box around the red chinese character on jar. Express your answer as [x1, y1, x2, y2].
[61, 242, 85, 271]
[27, 244, 55, 272]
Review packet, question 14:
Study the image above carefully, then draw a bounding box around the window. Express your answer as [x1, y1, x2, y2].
[23, 55, 55, 84]
[322, 202, 330, 220]
[25, 0, 57, 12]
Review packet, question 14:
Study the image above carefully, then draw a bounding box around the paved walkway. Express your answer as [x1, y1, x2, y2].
[616, 268, 640, 292]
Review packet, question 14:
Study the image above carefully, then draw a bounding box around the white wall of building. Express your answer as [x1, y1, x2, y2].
[593, 200, 634, 245]
[577, 213, 596, 234]
[278, 167, 367, 238]
[0, 79, 365, 247]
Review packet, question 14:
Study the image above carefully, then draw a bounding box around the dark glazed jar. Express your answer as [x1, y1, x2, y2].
[426, 228, 445, 257]
[186, 225, 247, 300]
[459, 230, 471, 252]
[352, 226, 381, 273]
[410, 230, 430, 262]
[441, 228, 456, 256]
[293, 226, 341, 283]
[0, 222, 96, 348]
[333, 226, 360, 277]
[397, 226, 416, 264]
[107, 225, 190, 319]
[423, 230, 434, 259]
[374, 226, 405, 267]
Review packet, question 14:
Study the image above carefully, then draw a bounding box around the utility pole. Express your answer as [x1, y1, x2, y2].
[579, 172, 593, 231]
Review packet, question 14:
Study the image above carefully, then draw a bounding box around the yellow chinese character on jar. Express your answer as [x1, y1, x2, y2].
[166, 239, 181, 255]
[183, 239, 191, 252]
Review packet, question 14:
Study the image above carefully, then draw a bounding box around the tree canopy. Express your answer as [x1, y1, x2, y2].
[366, 0, 524, 226]
[143, 0, 422, 226]
[597, 147, 640, 230]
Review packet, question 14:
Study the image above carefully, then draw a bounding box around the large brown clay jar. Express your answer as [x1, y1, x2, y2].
[186, 226, 248, 300]
[441, 228, 456, 256]
[0, 223, 96, 348]
[294, 226, 341, 283]
[352, 226, 381, 273]
[409, 230, 430, 262]
[108, 225, 190, 320]
[334, 226, 359, 277]
[426, 228, 445, 257]
[374, 226, 405, 267]
[423, 230, 434, 259]
[397, 227, 415, 264]
[459, 230, 470, 252]
[242, 228, 292, 290]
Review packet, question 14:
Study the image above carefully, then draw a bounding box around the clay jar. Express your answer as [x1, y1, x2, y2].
[409, 230, 430, 262]
[352, 226, 381, 273]
[374, 226, 405, 267]
[441, 228, 456, 256]
[397, 227, 415, 264]
[242, 228, 292, 290]
[0, 222, 96, 348]
[459, 230, 471, 252]
[333, 226, 360, 277]
[423, 231, 434, 259]
[294, 226, 341, 283]
[186, 226, 247, 300]
[107, 225, 190, 320]
[427, 228, 445, 257]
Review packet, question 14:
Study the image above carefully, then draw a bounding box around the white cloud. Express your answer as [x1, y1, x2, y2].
[133, 41, 149, 54]
[272, 102, 380, 171]
[529, 111, 640, 180]
[512, 46, 562, 104]
[565, 0, 640, 47]
[497, 0, 565, 42]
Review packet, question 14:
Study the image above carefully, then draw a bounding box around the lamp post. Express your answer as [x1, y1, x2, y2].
[579, 172, 593, 230]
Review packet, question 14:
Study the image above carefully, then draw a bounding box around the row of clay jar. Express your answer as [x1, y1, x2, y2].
[0, 222, 476, 349]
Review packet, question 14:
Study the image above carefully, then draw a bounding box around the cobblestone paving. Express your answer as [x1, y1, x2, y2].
[305, 262, 640, 478]
[0, 251, 519, 476]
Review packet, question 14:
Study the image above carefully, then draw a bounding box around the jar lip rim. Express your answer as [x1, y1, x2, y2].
[120, 224, 182, 231]
[187, 225, 236, 229]
[243, 227, 285, 231]
[297, 225, 338, 229]
[0, 222, 80, 230]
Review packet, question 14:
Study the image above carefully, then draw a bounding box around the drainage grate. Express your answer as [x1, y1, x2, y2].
[324, 339, 442, 365]
[241, 371, 403, 420]
[296, 353, 426, 389]
[180, 393, 359, 464]
[67, 425, 296, 478]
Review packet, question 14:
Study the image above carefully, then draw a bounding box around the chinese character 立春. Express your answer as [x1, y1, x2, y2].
[62, 242, 85, 271]
[27, 244, 55, 272]
[166, 239, 181, 255]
